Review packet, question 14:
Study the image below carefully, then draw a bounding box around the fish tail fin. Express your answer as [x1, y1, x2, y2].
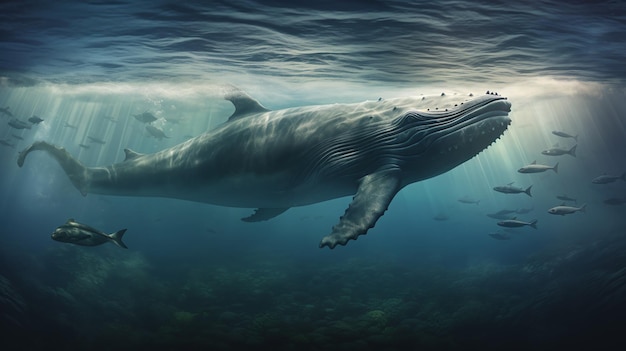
[621, 172, 626, 182]
[529, 219, 538, 229]
[580, 203, 587, 213]
[525, 185, 533, 197]
[476, 200, 480, 205]
[110, 229, 128, 249]
[17, 141, 91, 196]
[574, 134, 578, 142]
[569, 144, 577, 157]
[553, 162, 559, 174]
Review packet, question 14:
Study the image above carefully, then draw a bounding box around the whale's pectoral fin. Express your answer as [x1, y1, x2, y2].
[320, 168, 402, 249]
[241, 207, 289, 222]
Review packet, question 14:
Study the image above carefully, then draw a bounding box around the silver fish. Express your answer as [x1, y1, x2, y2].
[493, 182, 532, 197]
[547, 203, 586, 216]
[592, 173, 626, 184]
[552, 130, 578, 141]
[541, 144, 576, 157]
[518, 160, 558, 174]
[497, 217, 538, 229]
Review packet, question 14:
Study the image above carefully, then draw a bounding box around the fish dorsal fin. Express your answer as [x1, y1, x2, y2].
[67, 218, 75, 223]
[507, 181, 515, 185]
[531, 160, 536, 164]
[512, 217, 517, 220]
[224, 86, 270, 122]
[123, 148, 144, 161]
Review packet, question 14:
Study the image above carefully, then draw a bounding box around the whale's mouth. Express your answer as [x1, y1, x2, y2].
[395, 94, 512, 161]
[432, 97, 512, 157]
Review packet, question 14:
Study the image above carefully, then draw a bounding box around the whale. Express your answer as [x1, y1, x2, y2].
[17, 88, 512, 248]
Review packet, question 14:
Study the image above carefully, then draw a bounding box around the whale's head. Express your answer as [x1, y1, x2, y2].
[392, 93, 511, 180]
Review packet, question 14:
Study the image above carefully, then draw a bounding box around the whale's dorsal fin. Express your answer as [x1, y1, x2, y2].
[224, 86, 270, 122]
[123, 148, 144, 161]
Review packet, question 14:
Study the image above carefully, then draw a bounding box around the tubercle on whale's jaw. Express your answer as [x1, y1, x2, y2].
[436, 116, 511, 155]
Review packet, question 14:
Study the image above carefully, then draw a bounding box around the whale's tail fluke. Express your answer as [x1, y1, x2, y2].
[17, 141, 90, 196]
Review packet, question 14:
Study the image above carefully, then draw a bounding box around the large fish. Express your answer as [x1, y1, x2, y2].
[18, 89, 512, 248]
[51, 218, 128, 249]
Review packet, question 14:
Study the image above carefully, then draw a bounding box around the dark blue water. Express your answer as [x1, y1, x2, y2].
[1, 1, 626, 350]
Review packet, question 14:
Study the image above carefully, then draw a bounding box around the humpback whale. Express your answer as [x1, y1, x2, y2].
[17, 89, 512, 248]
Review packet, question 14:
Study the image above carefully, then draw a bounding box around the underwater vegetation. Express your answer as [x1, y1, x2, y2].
[1, 225, 625, 351]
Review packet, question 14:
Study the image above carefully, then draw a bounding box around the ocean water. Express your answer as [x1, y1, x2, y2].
[1, 1, 626, 350]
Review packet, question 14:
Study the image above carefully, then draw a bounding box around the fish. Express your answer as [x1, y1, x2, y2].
[486, 209, 517, 220]
[496, 209, 517, 215]
[64, 122, 78, 129]
[28, 116, 44, 124]
[552, 130, 578, 141]
[493, 182, 532, 197]
[515, 206, 534, 214]
[556, 194, 577, 203]
[541, 144, 576, 157]
[145, 124, 169, 140]
[497, 217, 538, 229]
[486, 212, 515, 220]
[164, 115, 184, 124]
[0, 139, 15, 148]
[0, 106, 13, 117]
[133, 111, 158, 123]
[592, 173, 626, 184]
[79, 144, 91, 149]
[87, 136, 106, 145]
[8, 118, 32, 130]
[547, 203, 586, 216]
[517, 160, 558, 174]
[433, 212, 449, 221]
[51, 218, 127, 248]
[457, 196, 480, 205]
[604, 198, 626, 206]
[102, 115, 117, 123]
[488, 232, 510, 240]
[17, 88, 512, 249]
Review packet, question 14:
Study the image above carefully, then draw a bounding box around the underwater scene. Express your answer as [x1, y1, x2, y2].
[1, 1, 626, 350]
